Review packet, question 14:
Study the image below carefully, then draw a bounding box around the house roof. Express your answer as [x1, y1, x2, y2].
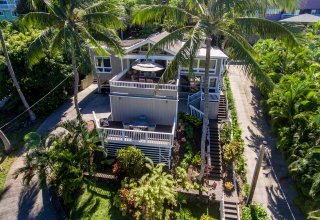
[122, 39, 144, 47]
[124, 31, 228, 59]
[279, 13, 320, 24]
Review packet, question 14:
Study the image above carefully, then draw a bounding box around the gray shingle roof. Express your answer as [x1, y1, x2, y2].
[280, 13, 320, 24]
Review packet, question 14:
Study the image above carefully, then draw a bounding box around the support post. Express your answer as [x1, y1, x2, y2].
[246, 141, 267, 205]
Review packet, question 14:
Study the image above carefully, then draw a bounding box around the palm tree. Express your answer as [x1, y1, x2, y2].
[133, 0, 299, 180]
[0, 29, 37, 122]
[22, 0, 125, 119]
[0, 129, 11, 153]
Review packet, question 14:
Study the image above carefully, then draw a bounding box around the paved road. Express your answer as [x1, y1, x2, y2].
[228, 65, 304, 220]
[0, 84, 109, 220]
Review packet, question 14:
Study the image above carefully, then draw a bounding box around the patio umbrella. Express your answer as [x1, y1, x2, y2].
[132, 60, 164, 72]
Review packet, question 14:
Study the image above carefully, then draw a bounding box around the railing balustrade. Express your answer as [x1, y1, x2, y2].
[187, 91, 201, 106]
[201, 92, 220, 102]
[189, 105, 204, 120]
[110, 80, 178, 90]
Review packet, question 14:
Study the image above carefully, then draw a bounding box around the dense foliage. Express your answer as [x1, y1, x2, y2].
[113, 146, 146, 179]
[254, 23, 320, 217]
[0, 22, 73, 116]
[242, 204, 268, 220]
[114, 159, 177, 220]
[14, 120, 105, 204]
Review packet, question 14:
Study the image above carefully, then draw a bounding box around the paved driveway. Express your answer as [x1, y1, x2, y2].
[228, 65, 304, 220]
[0, 84, 110, 220]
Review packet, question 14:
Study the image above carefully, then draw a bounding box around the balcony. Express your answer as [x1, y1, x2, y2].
[93, 111, 175, 147]
[109, 68, 179, 98]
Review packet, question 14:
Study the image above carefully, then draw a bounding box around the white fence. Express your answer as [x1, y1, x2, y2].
[110, 80, 178, 91]
[93, 111, 175, 147]
[189, 105, 204, 120]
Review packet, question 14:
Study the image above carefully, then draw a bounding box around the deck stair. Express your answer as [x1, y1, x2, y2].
[208, 119, 222, 179]
[218, 93, 228, 123]
[223, 201, 239, 220]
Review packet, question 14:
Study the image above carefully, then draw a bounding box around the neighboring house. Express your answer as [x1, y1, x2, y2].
[0, 0, 18, 21]
[279, 13, 320, 25]
[265, 0, 320, 21]
[91, 32, 228, 166]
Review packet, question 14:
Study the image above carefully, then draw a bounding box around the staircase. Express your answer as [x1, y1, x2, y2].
[223, 201, 239, 220]
[208, 119, 222, 179]
[218, 93, 228, 123]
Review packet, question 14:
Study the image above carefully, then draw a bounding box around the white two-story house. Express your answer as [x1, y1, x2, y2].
[91, 32, 228, 167]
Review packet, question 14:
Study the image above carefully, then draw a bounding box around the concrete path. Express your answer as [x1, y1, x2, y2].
[227, 65, 304, 220]
[0, 84, 110, 220]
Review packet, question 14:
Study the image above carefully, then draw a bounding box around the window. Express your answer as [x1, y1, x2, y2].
[311, 10, 316, 15]
[95, 57, 112, 73]
[199, 59, 216, 69]
[11, 10, 17, 17]
[209, 77, 217, 92]
[0, 11, 4, 16]
[0, 0, 7, 4]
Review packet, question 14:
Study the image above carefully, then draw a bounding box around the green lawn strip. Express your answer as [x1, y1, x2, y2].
[179, 200, 220, 220]
[0, 155, 15, 195]
[0, 117, 45, 196]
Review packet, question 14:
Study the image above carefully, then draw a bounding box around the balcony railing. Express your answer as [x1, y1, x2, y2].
[201, 92, 220, 102]
[93, 111, 175, 147]
[0, 4, 16, 10]
[110, 80, 178, 91]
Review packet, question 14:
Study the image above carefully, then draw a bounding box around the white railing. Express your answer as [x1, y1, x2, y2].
[201, 92, 220, 102]
[220, 194, 225, 220]
[187, 91, 201, 106]
[206, 125, 211, 167]
[110, 80, 178, 91]
[109, 68, 129, 82]
[180, 67, 216, 75]
[93, 111, 175, 147]
[189, 105, 204, 120]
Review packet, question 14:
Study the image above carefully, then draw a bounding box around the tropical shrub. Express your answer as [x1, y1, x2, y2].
[220, 122, 232, 146]
[242, 204, 268, 220]
[114, 146, 146, 179]
[114, 159, 177, 220]
[14, 120, 104, 204]
[200, 214, 215, 220]
[223, 141, 242, 165]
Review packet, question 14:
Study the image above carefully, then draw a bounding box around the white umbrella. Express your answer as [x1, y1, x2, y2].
[132, 61, 164, 72]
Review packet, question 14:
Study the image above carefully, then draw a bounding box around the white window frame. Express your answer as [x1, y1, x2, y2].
[181, 59, 217, 74]
[0, 0, 8, 4]
[94, 56, 112, 74]
[11, 10, 17, 17]
[209, 76, 218, 92]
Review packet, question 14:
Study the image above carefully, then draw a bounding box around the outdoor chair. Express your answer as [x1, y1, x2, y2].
[148, 124, 156, 131]
[139, 78, 146, 83]
[146, 79, 154, 83]
[131, 75, 137, 82]
[123, 122, 130, 129]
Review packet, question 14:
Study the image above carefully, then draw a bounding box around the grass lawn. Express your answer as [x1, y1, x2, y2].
[70, 181, 130, 220]
[178, 198, 220, 220]
[0, 154, 15, 195]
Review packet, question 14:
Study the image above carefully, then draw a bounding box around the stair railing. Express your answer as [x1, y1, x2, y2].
[206, 125, 211, 167]
[220, 194, 225, 220]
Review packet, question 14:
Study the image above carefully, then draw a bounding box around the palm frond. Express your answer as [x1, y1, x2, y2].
[222, 29, 274, 92]
[88, 24, 125, 56]
[22, 12, 61, 29]
[82, 12, 125, 30]
[132, 5, 196, 26]
[82, 1, 118, 13]
[235, 17, 300, 48]
[147, 26, 192, 57]
[27, 28, 56, 67]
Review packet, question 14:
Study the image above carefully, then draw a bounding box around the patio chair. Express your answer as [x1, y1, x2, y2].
[139, 78, 146, 83]
[151, 72, 157, 78]
[146, 79, 154, 83]
[131, 75, 137, 82]
[123, 122, 130, 129]
[148, 124, 156, 131]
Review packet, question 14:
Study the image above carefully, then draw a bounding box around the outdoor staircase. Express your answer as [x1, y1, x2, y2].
[223, 201, 239, 220]
[218, 93, 228, 123]
[208, 119, 222, 179]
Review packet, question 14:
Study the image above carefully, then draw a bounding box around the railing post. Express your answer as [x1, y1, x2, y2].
[145, 132, 148, 143]
[122, 130, 125, 141]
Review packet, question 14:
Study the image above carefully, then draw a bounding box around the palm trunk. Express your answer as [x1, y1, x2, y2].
[198, 37, 212, 181]
[0, 29, 36, 122]
[0, 129, 11, 153]
[71, 54, 82, 120]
